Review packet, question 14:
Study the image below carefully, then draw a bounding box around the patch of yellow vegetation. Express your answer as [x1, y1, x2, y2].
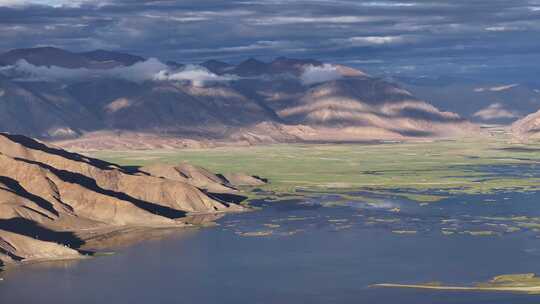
[235, 230, 274, 237]
[392, 230, 417, 235]
[263, 223, 281, 228]
[463, 230, 497, 236]
[373, 273, 540, 294]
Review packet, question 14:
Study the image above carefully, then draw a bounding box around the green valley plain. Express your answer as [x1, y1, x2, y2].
[91, 135, 540, 201]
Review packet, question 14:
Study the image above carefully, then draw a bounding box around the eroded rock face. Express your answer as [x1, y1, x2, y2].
[140, 163, 235, 194]
[0, 133, 246, 266]
[0, 229, 81, 264]
[140, 163, 268, 189]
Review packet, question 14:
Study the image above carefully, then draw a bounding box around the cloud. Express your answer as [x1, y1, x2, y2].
[177, 41, 295, 54]
[485, 26, 520, 32]
[2, 58, 167, 82]
[0, 0, 539, 82]
[3, 57, 350, 87]
[154, 65, 239, 86]
[1, 59, 240, 86]
[300, 64, 343, 85]
[473, 103, 520, 120]
[346, 59, 385, 64]
[359, 1, 417, 7]
[346, 35, 406, 46]
[474, 84, 519, 92]
[248, 15, 381, 25]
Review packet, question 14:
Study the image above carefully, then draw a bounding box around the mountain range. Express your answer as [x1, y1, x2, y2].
[0, 47, 476, 149]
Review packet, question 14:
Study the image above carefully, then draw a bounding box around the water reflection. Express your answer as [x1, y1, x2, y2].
[2, 191, 540, 303]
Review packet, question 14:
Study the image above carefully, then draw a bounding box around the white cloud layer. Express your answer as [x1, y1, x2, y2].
[2, 58, 167, 82]
[0, 59, 239, 86]
[154, 65, 239, 87]
[360, 1, 417, 7]
[2, 58, 354, 87]
[248, 15, 381, 25]
[347, 36, 405, 46]
[474, 84, 519, 92]
[473, 103, 520, 120]
[300, 64, 343, 85]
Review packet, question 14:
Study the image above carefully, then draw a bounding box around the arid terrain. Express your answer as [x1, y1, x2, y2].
[0, 132, 266, 267]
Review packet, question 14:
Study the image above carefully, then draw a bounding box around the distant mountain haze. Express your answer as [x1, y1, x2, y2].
[398, 76, 540, 125]
[0, 47, 145, 69]
[0, 47, 479, 149]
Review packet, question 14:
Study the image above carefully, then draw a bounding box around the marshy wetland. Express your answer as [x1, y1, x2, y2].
[4, 138, 540, 303]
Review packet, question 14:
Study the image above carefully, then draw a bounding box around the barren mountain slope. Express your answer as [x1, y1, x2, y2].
[0, 75, 97, 138]
[0, 47, 143, 69]
[512, 109, 540, 141]
[0, 133, 251, 267]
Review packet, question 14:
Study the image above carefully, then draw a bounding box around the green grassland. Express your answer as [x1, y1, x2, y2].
[90, 137, 540, 203]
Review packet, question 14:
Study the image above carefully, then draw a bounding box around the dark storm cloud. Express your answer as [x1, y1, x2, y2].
[0, 0, 539, 78]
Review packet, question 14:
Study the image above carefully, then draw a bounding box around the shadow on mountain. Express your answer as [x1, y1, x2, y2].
[301, 139, 384, 144]
[0, 176, 60, 216]
[498, 147, 540, 153]
[121, 165, 146, 175]
[284, 114, 372, 126]
[0, 218, 84, 248]
[397, 108, 463, 122]
[526, 127, 540, 134]
[15, 158, 187, 219]
[252, 176, 269, 183]
[390, 129, 435, 137]
[206, 192, 248, 205]
[0, 250, 23, 263]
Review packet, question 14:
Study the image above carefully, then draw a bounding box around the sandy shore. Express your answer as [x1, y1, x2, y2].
[372, 283, 540, 294]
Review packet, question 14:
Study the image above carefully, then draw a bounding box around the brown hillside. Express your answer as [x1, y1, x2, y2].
[0, 133, 251, 267]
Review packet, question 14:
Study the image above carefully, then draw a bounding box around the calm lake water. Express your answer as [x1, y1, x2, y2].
[2, 191, 540, 304]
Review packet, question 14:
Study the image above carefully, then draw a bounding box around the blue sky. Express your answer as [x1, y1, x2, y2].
[0, 0, 539, 80]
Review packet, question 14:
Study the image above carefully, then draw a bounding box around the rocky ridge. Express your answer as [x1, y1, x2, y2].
[0, 133, 263, 267]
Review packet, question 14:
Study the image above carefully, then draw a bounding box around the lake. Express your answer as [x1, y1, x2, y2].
[2, 189, 540, 304]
